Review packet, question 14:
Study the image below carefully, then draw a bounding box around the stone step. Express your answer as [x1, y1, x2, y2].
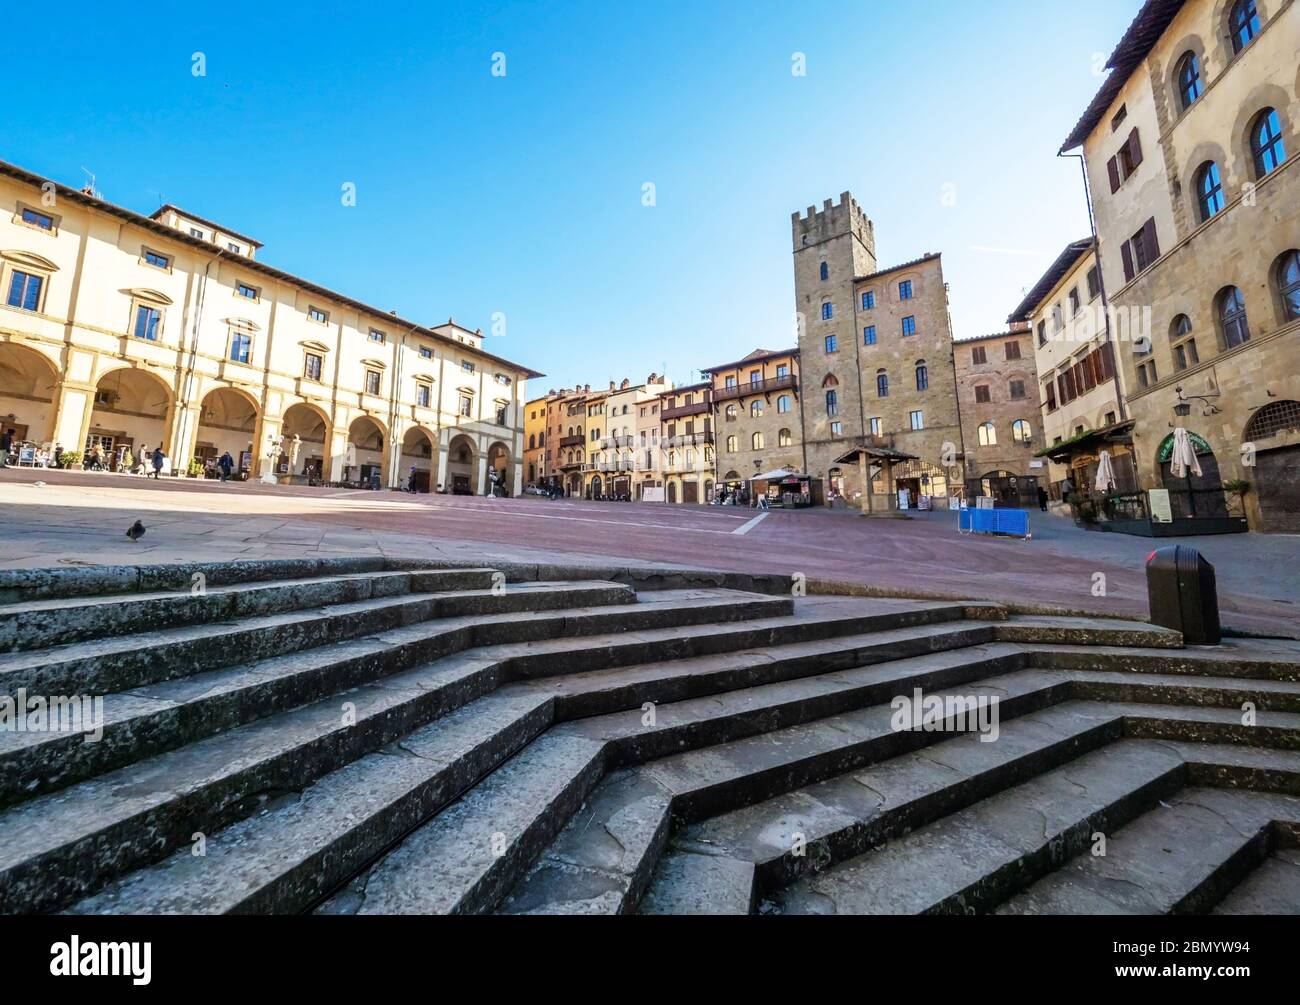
[639, 852, 756, 916]
[0, 568, 499, 652]
[770, 740, 1190, 914]
[0, 581, 644, 805]
[67, 690, 556, 915]
[1031, 637, 1300, 683]
[997, 787, 1300, 915]
[0, 579, 637, 698]
[1212, 848, 1300, 914]
[317, 732, 606, 915]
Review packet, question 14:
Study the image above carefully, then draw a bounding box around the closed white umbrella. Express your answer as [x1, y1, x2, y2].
[1170, 427, 1202, 479]
[1094, 450, 1117, 493]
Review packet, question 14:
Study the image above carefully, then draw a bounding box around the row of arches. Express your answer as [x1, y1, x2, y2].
[0, 343, 512, 492]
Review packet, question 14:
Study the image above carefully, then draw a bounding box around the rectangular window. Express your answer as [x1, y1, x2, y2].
[899, 280, 913, 300]
[308, 307, 329, 324]
[416, 383, 431, 407]
[972, 346, 987, 365]
[133, 304, 161, 341]
[869, 417, 882, 436]
[419, 346, 433, 359]
[1005, 341, 1021, 360]
[496, 373, 511, 386]
[6, 270, 43, 311]
[304, 353, 323, 380]
[909, 410, 924, 430]
[190, 227, 205, 239]
[462, 360, 476, 373]
[863, 325, 876, 345]
[365, 370, 381, 395]
[749, 369, 761, 384]
[1068, 288, 1080, 316]
[228, 243, 242, 254]
[236, 282, 259, 300]
[901, 316, 917, 336]
[1122, 218, 1160, 281]
[725, 375, 737, 388]
[20, 207, 53, 231]
[1037, 321, 1047, 346]
[1044, 380, 1057, 412]
[1009, 380, 1025, 399]
[821, 302, 833, 320]
[368, 329, 386, 344]
[975, 385, 991, 403]
[459, 394, 473, 417]
[496, 404, 508, 425]
[144, 250, 170, 270]
[824, 334, 837, 353]
[776, 364, 789, 378]
[862, 291, 875, 310]
[830, 421, 842, 437]
[229, 330, 252, 363]
[1086, 266, 1101, 300]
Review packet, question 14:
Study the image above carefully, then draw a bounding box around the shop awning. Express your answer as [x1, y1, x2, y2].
[748, 468, 802, 482]
[833, 445, 918, 464]
[1035, 420, 1135, 462]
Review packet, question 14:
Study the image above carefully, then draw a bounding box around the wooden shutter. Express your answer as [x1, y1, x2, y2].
[1121, 240, 1135, 282]
[1127, 128, 1143, 169]
[1143, 217, 1160, 259]
[1108, 156, 1121, 193]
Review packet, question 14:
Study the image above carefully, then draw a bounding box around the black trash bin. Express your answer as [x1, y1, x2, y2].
[1146, 545, 1221, 645]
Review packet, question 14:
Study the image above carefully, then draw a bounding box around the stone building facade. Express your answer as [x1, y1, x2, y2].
[658, 381, 714, 504]
[705, 348, 803, 493]
[1063, 0, 1299, 530]
[0, 158, 538, 494]
[792, 194, 966, 505]
[953, 327, 1046, 505]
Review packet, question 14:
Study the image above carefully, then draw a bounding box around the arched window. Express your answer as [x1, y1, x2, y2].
[1218, 286, 1250, 348]
[915, 361, 929, 391]
[726, 435, 737, 453]
[750, 400, 763, 417]
[1229, 0, 1259, 54]
[777, 394, 791, 413]
[821, 302, 833, 321]
[1172, 314, 1193, 339]
[725, 404, 737, 421]
[752, 432, 765, 450]
[1251, 109, 1287, 177]
[876, 370, 889, 397]
[1195, 162, 1224, 221]
[778, 428, 792, 447]
[821, 374, 839, 387]
[819, 261, 829, 281]
[528, 434, 536, 449]
[1176, 52, 1202, 110]
[1276, 250, 1300, 322]
[825, 389, 839, 416]
[1011, 419, 1032, 444]
[978, 421, 997, 446]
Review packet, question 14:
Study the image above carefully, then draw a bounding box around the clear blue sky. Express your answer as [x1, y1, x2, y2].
[4, 0, 1139, 391]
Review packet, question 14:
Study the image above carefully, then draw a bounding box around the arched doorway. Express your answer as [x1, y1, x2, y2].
[88, 367, 174, 472]
[667, 480, 678, 504]
[195, 387, 257, 479]
[280, 403, 331, 481]
[1157, 431, 1226, 518]
[486, 440, 511, 497]
[400, 426, 436, 493]
[1243, 400, 1300, 532]
[0, 342, 59, 454]
[445, 433, 476, 495]
[347, 416, 387, 488]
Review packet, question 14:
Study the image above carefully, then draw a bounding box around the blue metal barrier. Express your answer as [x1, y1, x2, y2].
[959, 507, 1031, 539]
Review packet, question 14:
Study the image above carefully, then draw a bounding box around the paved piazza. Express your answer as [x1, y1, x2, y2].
[2, 467, 1295, 637]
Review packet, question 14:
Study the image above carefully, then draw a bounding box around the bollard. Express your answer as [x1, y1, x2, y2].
[1145, 545, 1221, 645]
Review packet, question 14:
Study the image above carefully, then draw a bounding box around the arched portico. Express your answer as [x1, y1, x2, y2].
[444, 433, 477, 495]
[486, 440, 511, 496]
[279, 402, 332, 481]
[193, 386, 258, 478]
[0, 342, 59, 450]
[400, 425, 437, 492]
[346, 415, 387, 487]
[86, 366, 175, 472]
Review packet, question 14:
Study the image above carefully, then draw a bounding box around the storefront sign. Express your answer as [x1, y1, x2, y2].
[1148, 488, 1173, 523]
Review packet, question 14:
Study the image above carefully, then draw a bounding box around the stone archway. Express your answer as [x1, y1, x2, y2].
[1157, 430, 1226, 519]
[280, 402, 332, 482]
[88, 367, 175, 472]
[347, 415, 387, 488]
[445, 433, 477, 495]
[1244, 400, 1300, 532]
[195, 386, 258, 478]
[0, 342, 59, 452]
[401, 426, 437, 493]
[486, 440, 511, 497]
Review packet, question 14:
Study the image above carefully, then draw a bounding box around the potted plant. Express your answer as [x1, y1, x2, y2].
[187, 459, 204, 478]
[58, 450, 83, 470]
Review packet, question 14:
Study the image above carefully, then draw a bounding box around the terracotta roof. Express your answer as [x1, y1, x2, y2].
[149, 203, 263, 248]
[1060, 0, 1187, 151]
[1007, 238, 1095, 323]
[0, 158, 544, 379]
[702, 346, 800, 375]
[853, 252, 941, 284]
[954, 330, 1027, 346]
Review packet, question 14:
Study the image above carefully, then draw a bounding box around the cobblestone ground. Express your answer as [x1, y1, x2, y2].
[2, 467, 1296, 635]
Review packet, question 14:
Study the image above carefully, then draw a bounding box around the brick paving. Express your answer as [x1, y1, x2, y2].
[1, 466, 1296, 635]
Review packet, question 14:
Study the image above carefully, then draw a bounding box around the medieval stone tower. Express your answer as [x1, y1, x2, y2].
[792, 193, 876, 490]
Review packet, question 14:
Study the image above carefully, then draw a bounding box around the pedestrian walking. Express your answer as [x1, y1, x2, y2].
[407, 465, 418, 493]
[218, 451, 234, 483]
[1037, 485, 1048, 512]
[150, 446, 165, 479]
[0, 428, 12, 468]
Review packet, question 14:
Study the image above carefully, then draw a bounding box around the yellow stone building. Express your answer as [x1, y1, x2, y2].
[0, 159, 539, 494]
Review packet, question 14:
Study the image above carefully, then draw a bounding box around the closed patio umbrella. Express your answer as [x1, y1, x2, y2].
[1170, 427, 1202, 479]
[1094, 450, 1117, 492]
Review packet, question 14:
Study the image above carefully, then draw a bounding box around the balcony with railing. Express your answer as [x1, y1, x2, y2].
[660, 399, 711, 421]
[713, 374, 798, 402]
[664, 431, 714, 448]
[559, 434, 585, 448]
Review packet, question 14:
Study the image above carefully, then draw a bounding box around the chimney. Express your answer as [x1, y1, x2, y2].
[621, 378, 630, 389]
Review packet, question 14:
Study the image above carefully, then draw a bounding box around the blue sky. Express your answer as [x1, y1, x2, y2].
[4, 0, 1140, 390]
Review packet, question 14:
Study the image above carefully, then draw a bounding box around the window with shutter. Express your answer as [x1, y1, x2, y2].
[1121, 241, 1135, 282]
[1142, 217, 1160, 260]
[1128, 128, 1142, 169]
[1108, 157, 1121, 193]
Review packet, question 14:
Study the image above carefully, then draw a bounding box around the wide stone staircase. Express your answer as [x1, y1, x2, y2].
[1, 556, 1297, 915]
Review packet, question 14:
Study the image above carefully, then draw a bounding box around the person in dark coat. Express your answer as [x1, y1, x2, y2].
[217, 451, 234, 482]
[0, 429, 12, 467]
[1037, 485, 1049, 511]
[150, 446, 165, 479]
